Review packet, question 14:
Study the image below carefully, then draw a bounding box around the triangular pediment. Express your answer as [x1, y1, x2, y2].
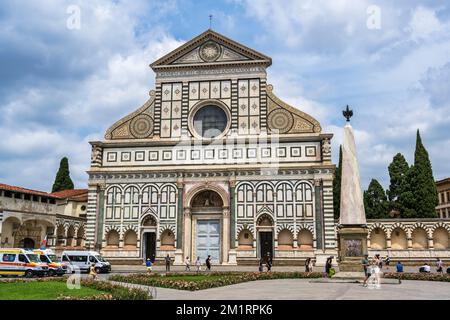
[150, 29, 271, 70]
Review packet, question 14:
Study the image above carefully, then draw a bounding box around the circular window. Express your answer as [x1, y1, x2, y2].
[193, 105, 228, 138]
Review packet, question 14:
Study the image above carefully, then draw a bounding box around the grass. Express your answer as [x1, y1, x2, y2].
[0, 281, 106, 300]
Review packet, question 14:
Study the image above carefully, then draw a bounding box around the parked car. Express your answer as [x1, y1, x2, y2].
[33, 249, 66, 276]
[61, 250, 111, 274]
[0, 248, 48, 278]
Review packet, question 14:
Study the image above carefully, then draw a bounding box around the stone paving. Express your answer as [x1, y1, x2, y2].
[108, 278, 450, 300]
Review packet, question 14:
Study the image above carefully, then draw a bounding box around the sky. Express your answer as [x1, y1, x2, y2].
[0, 0, 449, 192]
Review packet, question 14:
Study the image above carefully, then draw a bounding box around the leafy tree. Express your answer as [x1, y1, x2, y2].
[387, 153, 410, 212]
[410, 130, 438, 218]
[52, 157, 74, 193]
[333, 145, 342, 219]
[363, 179, 388, 219]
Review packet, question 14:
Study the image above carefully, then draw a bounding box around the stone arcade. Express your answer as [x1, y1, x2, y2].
[86, 30, 336, 265]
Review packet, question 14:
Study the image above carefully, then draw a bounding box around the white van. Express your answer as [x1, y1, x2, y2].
[61, 250, 111, 274]
[0, 248, 49, 277]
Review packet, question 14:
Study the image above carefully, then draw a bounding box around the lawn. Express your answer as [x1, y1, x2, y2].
[0, 281, 106, 300]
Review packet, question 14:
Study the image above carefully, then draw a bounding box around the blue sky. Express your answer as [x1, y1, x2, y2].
[0, 0, 449, 192]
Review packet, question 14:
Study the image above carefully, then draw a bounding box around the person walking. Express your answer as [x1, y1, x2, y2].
[325, 256, 333, 277]
[145, 258, 153, 274]
[195, 256, 202, 273]
[165, 254, 171, 272]
[384, 255, 391, 270]
[396, 261, 404, 273]
[258, 258, 264, 272]
[266, 253, 272, 272]
[205, 255, 212, 271]
[305, 258, 313, 273]
[362, 254, 370, 286]
[89, 263, 98, 280]
[436, 258, 443, 273]
[184, 256, 191, 271]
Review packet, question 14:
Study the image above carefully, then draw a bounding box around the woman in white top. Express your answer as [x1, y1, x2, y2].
[184, 256, 191, 271]
[195, 256, 202, 273]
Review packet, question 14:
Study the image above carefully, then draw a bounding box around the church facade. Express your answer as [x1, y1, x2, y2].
[86, 30, 337, 265]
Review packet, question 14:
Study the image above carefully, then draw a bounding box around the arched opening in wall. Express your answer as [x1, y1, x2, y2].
[412, 228, 428, 249]
[391, 228, 407, 250]
[277, 229, 293, 250]
[237, 229, 253, 250]
[106, 230, 120, 248]
[191, 190, 224, 209]
[123, 230, 137, 249]
[370, 228, 387, 250]
[76, 226, 85, 247]
[56, 225, 65, 247]
[19, 238, 35, 249]
[0, 217, 21, 248]
[142, 215, 157, 227]
[160, 229, 175, 250]
[66, 226, 75, 247]
[297, 229, 314, 250]
[433, 227, 449, 249]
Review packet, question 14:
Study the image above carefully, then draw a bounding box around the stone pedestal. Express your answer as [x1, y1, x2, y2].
[173, 249, 184, 266]
[337, 226, 368, 272]
[227, 249, 237, 265]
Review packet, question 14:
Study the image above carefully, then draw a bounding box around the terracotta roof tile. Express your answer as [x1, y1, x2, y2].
[0, 183, 88, 201]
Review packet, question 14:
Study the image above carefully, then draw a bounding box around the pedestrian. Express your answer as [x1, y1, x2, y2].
[146, 258, 153, 274]
[384, 255, 391, 270]
[89, 263, 98, 280]
[362, 254, 370, 286]
[205, 255, 212, 271]
[396, 261, 403, 273]
[184, 256, 191, 271]
[165, 254, 171, 272]
[371, 256, 381, 289]
[265, 253, 272, 272]
[195, 256, 202, 273]
[305, 258, 312, 273]
[436, 258, 443, 273]
[325, 256, 334, 277]
[376, 254, 383, 269]
[258, 258, 264, 272]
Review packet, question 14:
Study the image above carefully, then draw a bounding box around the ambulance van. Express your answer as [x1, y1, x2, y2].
[0, 248, 49, 277]
[33, 249, 67, 276]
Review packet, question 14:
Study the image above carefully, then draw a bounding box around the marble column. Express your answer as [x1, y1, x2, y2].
[183, 208, 191, 260]
[222, 208, 230, 264]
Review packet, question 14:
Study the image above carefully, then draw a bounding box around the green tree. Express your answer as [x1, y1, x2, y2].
[52, 157, 74, 193]
[333, 145, 342, 219]
[363, 179, 388, 219]
[398, 167, 417, 218]
[410, 130, 438, 218]
[387, 153, 410, 212]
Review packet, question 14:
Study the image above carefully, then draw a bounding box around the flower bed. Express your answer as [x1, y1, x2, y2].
[383, 272, 450, 282]
[109, 272, 323, 291]
[0, 276, 151, 300]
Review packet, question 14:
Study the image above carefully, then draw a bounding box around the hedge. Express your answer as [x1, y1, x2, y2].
[383, 272, 450, 282]
[109, 271, 324, 291]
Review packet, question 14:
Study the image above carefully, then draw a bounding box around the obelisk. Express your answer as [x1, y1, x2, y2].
[337, 106, 368, 273]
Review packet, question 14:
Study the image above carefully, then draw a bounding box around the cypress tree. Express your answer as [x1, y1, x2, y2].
[387, 153, 410, 212]
[363, 179, 388, 219]
[52, 157, 75, 193]
[333, 145, 342, 219]
[410, 130, 438, 218]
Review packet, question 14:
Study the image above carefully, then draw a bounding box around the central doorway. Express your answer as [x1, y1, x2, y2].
[143, 232, 156, 262]
[259, 232, 273, 261]
[196, 220, 220, 264]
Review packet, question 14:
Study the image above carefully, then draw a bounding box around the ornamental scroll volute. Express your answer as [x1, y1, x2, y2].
[91, 144, 103, 167]
[266, 84, 321, 134]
